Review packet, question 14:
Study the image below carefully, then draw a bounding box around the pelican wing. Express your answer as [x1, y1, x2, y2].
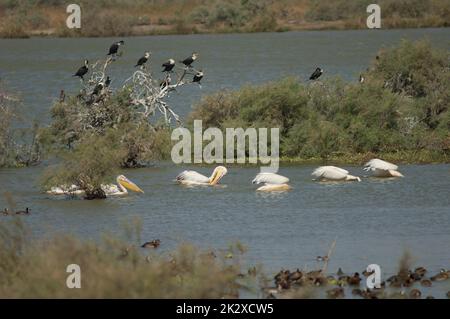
[364, 159, 398, 171]
[252, 173, 289, 185]
[312, 166, 349, 180]
[176, 170, 210, 183]
[102, 184, 121, 195]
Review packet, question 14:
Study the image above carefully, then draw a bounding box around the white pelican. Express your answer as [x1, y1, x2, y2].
[252, 173, 291, 192]
[364, 159, 404, 177]
[312, 166, 361, 182]
[176, 166, 227, 186]
[47, 175, 144, 196]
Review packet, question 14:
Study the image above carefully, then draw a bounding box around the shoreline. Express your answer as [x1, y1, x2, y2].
[2, 24, 450, 40]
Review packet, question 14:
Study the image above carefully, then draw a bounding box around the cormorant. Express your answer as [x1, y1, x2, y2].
[162, 58, 175, 72]
[135, 52, 150, 68]
[92, 82, 104, 96]
[73, 60, 89, 79]
[193, 70, 203, 84]
[105, 76, 111, 87]
[180, 52, 198, 67]
[309, 67, 323, 80]
[107, 40, 124, 56]
[160, 75, 171, 89]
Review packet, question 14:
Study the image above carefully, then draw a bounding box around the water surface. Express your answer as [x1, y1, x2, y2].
[1, 29, 450, 296]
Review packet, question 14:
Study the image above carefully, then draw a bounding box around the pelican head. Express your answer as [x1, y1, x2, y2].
[346, 175, 362, 182]
[117, 175, 144, 193]
[388, 170, 404, 178]
[209, 166, 227, 185]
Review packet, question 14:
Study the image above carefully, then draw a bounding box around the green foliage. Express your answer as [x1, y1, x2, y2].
[366, 40, 450, 132]
[41, 132, 125, 199]
[304, 0, 450, 23]
[41, 88, 171, 169]
[190, 40, 450, 162]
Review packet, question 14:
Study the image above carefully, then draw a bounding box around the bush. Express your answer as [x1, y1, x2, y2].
[187, 0, 278, 31]
[189, 40, 450, 162]
[40, 49, 201, 198]
[366, 40, 450, 130]
[0, 82, 40, 167]
[0, 218, 251, 298]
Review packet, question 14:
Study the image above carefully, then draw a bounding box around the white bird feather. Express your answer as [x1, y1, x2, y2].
[312, 166, 361, 182]
[176, 170, 210, 184]
[252, 173, 290, 185]
[364, 159, 398, 171]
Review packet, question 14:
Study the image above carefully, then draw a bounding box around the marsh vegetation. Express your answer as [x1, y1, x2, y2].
[0, 218, 448, 298]
[0, 82, 40, 168]
[1, 0, 449, 38]
[190, 40, 450, 163]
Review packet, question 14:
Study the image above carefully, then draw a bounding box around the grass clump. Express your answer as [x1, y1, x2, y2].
[0, 218, 250, 298]
[189, 40, 450, 164]
[0, 81, 40, 167]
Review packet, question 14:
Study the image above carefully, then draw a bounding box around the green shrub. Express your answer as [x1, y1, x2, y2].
[190, 40, 450, 162]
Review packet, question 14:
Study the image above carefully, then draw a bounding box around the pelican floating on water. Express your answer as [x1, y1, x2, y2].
[252, 173, 291, 192]
[364, 159, 404, 177]
[312, 166, 361, 182]
[176, 166, 227, 186]
[47, 175, 144, 196]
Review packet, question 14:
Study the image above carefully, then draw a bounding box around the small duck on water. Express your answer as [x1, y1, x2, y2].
[2, 208, 10, 215]
[15, 208, 31, 215]
[326, 287, 344, 299]
[409, 289, 422, 299]
[347, 272, 362, 286]
[430, 269, 449, 282]
[316, 255, 329, 262]
[141, 239, 161, 249]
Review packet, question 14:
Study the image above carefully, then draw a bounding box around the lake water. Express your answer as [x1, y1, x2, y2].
[1, 29, 450, 297]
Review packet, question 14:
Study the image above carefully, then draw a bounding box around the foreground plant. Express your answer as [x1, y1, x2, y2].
[0, 218, 255, 298]
[0, 81, 40, 168]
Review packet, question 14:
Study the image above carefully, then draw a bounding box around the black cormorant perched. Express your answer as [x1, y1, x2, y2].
[92, 82, 104, 96]
[73, 60, 89, 79]
[135, 52, 151, 68]
[162, 59, 175, 72]
[193, 70, 204, 84]
[160, 75, 171, 90]
[309, 67, 323, 80]
[180, 52, 198, 67]
[105, 76, 111, 87]
[107, 40, 124, 56]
